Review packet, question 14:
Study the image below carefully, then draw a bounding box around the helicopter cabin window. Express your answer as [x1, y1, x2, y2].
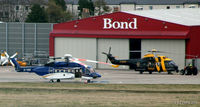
[16, 6, 19, 11]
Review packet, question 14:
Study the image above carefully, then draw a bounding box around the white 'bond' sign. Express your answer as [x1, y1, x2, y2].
[103, 18, 137, 29]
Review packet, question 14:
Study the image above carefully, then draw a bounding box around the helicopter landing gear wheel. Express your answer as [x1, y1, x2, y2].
[57, 79, 61, 82]
[185, 69, 192, 75]
[176, 70, 179, 73]
[192, 67, 198, 75]
[87, 80, 91, 83]
[180, 69, 185, 75]
[139, 71, 143, 74]
[149, 71, 152, 74]
[49, 79, 54, 83]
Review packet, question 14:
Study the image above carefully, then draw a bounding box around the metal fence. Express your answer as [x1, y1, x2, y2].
[0, 23, 54, 63]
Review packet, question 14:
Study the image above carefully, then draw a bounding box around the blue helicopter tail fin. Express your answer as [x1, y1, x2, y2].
[10, 58, 21, 70]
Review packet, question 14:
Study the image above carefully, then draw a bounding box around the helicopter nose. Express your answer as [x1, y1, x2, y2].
[96, 73, 101, 78]
[90, 72, 101, 78]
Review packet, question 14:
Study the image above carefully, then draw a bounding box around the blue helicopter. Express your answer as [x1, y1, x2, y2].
[10, 54, 117, 83]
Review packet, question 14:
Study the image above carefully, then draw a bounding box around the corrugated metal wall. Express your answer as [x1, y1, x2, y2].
[0, 24, 6, 51]
[24, 23, 35, 54]
[141, 39, 185, 69]
[0, 23, 53, 59]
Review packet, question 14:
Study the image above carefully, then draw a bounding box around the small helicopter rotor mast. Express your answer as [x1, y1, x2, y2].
[64, 54, 72, 64]
[151, 49, 157, 57]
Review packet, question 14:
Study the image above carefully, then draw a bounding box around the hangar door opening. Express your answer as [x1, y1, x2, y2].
[129, 39, 141, 69]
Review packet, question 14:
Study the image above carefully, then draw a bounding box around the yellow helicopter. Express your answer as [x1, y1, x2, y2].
[103, 48, 179, 74]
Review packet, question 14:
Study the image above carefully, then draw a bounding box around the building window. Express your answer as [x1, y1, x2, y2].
[189, 5, 196, 8]
[136, 7, 143, 10]
[166, 6, 170, 9]
[149, 6, 153, 10]
[4, 12, 9, 17]
[25, 6, 29, 11]
[0, 12, 3, 17]
[176, 6, 180, 8]
[41, 6, 45, 9]
[16, 6, 19, 11]
[113, 6, 119, 12]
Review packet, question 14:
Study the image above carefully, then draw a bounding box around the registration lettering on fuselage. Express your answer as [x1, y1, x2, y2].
[24, 69, 31, 72]
[120, 61, 127, 63]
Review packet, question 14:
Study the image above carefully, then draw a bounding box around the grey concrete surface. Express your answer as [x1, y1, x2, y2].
[0, 66, 200, 84]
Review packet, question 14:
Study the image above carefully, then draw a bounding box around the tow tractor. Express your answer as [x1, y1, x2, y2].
[180, 59, 198, 75]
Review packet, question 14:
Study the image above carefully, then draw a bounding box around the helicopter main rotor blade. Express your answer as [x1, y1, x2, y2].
[72, 57, 119, 68]
[70, 58, 88, 67]
[108, 47, 111, 54]
[186, 54, 198, 58]
[102, 52, 107, 55]
[130, 50, 142, 52]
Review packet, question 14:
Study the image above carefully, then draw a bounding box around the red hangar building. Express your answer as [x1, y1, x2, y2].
[50, 8, 200, 70]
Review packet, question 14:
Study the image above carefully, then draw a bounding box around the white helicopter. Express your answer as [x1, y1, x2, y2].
[11, 54, 118, 83]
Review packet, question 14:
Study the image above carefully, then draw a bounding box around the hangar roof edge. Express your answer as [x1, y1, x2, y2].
[123, 8, 200, 26]
[65, 0, 200, 5]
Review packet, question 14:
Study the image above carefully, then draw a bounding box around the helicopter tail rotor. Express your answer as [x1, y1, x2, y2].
[102, 47, 112, 63]
[107, 47, 111, 63]
[2, 51, 18, 66]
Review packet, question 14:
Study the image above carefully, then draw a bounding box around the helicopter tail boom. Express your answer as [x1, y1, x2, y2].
[10, 58, 21, 70]
[11, 58, 21, 72]
[102, 52, 117, 64]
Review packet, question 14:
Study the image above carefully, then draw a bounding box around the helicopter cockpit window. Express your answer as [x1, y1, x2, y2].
[165, 61, 176, 67]
[169, 61, 176, 65]
[143, 57, 154, 61]
[85, 67, 95, 74]
[85, 68, 90, 74]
